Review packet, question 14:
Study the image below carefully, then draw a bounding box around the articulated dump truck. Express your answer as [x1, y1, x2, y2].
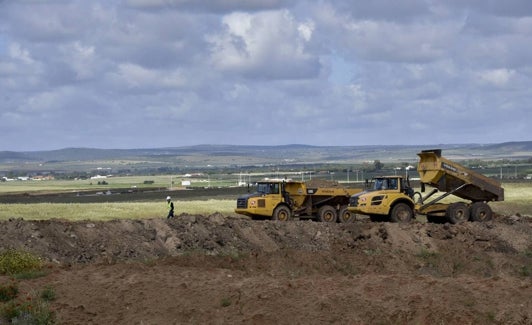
[348, 149, 504, 224]
[235, 180, 362, 222]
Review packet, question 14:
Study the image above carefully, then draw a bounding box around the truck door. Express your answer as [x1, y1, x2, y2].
[266, 183, 282, 212]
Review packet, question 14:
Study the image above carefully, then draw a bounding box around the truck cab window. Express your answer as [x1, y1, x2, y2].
[374, 179, 386, 190]
[257, 183, 269, 194]
[389, 179, 397, 190]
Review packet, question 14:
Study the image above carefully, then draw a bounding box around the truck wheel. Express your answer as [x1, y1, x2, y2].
[318, 205, 337, 223]
[338, 206, 355, 223]
[446, 202, 470, 224]
[470, 202, 493, 222]
[390, 203, 413, 223]
[273, 205, 291, 221]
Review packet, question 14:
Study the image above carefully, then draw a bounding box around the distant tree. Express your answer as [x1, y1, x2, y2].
[374, 160, 384, 171]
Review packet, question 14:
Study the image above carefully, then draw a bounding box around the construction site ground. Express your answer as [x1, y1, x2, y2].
[1, 213, 531, 324]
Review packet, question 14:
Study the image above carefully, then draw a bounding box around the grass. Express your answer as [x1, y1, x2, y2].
[0, 251, 56, 324]
[491, 182, 532, 216]
[0, 283, 18, 302]
[0, 250, 43, 276]
[416, 248, 439, 260]
[0, 200, 236, 221]
[220, 297, 232, 307]
[12, 270, 50, 280]
[40, 287, 56, 302]
[1, 297, 56, 324]
[519, 265, 531, 277]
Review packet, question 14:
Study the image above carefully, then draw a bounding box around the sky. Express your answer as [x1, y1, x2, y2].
[0, 0, 531, 151]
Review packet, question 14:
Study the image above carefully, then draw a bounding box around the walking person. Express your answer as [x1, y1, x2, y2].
[166, 196, 174, 219]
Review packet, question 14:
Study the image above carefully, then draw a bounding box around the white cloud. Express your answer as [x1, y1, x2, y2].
[8, 43, 33, 64]
[20, 91, 61, 115]
[478, 68, 515, 86]
[107, 63, 185, 90]
[298, 20, 314, 41]
[207, 10, 319, 79]
[62, 42, 97, 80]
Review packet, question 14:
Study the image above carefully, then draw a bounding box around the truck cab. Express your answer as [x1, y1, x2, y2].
[348, 176, 415, 222]
[235, 180, 297, 220]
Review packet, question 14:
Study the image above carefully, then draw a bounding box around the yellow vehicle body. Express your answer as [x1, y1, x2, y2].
[235, 180, 362, 222]
[347, 176, 415, 222]
[349, 149, 504, 223]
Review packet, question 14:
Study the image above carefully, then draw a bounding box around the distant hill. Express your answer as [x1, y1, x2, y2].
[483, 141, 532, 152]
[0, 142, 531, 172]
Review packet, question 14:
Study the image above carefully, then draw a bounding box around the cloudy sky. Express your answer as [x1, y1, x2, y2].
[0, 0, 531, 151]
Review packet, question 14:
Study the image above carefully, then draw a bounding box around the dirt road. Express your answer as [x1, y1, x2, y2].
[1, 214, 531, 324]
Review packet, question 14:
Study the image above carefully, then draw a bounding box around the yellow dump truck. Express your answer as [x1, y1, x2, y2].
[235, 180, 362, 222]
[348, 149, 504, 223]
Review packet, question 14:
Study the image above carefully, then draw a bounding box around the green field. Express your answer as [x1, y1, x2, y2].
[0, 200, 236, 221]
[491, 182, 532, 217]
[0, 175, 239, 194]
[0, 180, 530, 221]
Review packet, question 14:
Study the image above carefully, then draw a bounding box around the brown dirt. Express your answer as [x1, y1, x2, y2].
[1, 214, 531, 324]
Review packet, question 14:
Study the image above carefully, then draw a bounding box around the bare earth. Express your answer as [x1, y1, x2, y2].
[1, 214, 531, 324]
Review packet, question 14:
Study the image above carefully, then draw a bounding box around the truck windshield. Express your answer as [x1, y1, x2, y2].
[257, 183, 279, 194]
[373, 178, 398, 190]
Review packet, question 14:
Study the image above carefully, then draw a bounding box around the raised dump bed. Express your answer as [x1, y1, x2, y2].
[417, 149, 504, 202]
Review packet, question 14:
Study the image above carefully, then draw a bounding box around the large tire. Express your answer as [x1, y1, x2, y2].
[390, 203, 413, 223]
[338, 206, 355, 223]
[470, 202, 493, 222]
[272, 205, 291, 221]
[446, 202, 470, 224]
[318, 205, 337, 223]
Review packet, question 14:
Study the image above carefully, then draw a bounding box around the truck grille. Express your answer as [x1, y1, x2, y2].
[349, 196, 358, 207]
[236, 198, 248, 209]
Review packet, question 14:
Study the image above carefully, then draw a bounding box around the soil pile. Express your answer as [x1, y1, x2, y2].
[1, 214, 531, 324]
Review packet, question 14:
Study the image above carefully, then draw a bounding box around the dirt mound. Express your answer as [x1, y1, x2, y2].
[1, 215, 531, 324]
